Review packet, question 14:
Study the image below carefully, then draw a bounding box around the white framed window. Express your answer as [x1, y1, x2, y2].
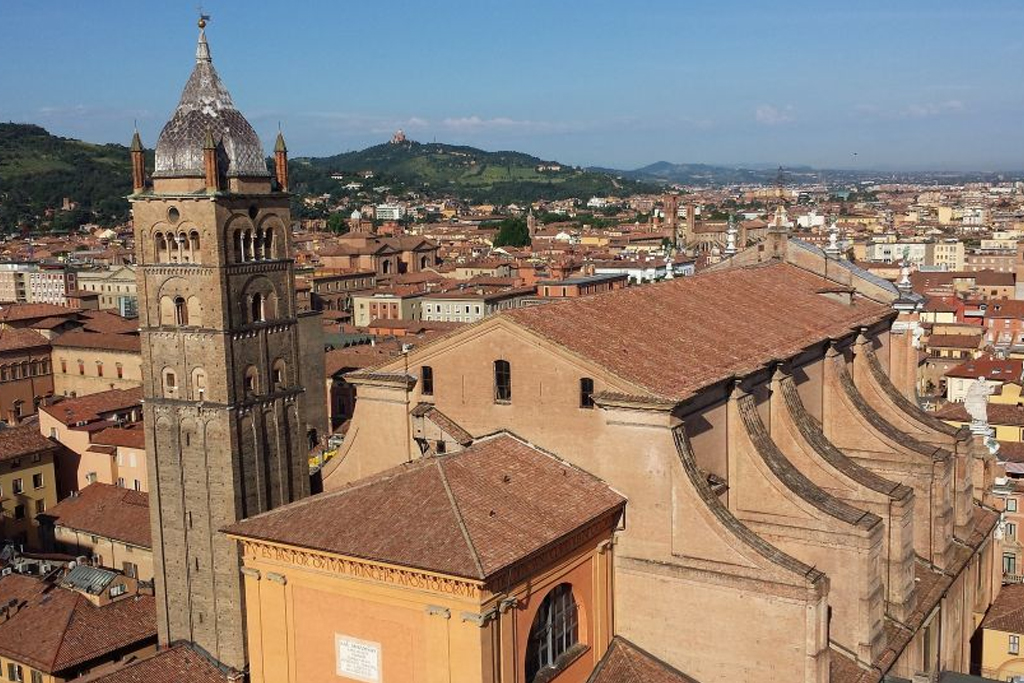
[1010, 634, 1020, 655]
[1008, 498, 1018, 513]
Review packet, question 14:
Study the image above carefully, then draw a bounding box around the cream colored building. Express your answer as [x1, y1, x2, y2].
[45, 482, 153, 581]
[51, 331, 141, 397]
[76, 265, 139, 316]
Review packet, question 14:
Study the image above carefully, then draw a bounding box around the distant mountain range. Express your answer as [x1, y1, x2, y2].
[591, 160, 1024, 186]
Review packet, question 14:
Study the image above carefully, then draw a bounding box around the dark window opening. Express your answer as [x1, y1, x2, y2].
[580, 377, 595, 408]
[421, 366, 434, 396]
[494, 360, 511, 403]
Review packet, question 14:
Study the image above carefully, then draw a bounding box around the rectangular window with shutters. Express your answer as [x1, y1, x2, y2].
[32, 473, 42, 489]
[580, 377, 595, 409]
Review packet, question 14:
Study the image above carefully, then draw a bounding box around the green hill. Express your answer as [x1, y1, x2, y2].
[0, 125, 655, 231]
[0, 123, 138, 230]
[295, 140, 656, 204]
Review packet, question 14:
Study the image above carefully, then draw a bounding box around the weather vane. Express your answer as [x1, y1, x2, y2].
[197, 6, 210, 29]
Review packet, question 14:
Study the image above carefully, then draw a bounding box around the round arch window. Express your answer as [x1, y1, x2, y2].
[167, 207, 180, 223]
[525, 583, 579, 680]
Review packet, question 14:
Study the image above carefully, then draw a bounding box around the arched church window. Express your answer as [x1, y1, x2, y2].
[525, 583, 579, 681]
[189, 230, 201, 262]
[250, 293, 265, 323]
[263, 229, 275, 259]
[191, 368, 207, 401]
[163, 369, 178, 399]
[243, 366, 259, 395]
[271, 358, 286, 389]
[382, 259, 393, 275]
[174, 296, 188, 326]
[155, 233, 169, 262]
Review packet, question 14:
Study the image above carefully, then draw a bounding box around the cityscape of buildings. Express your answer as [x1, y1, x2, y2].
[4, 13, 1024, 683]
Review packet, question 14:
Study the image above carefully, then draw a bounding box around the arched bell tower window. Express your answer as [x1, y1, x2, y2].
[525, 583, 579, 681]
[155, 233, 169, 262]
[174, 296, 188, 326]
[189, 230, 201, 262]
[250, 293, 265, 323]
[243, 366, 259, 395]
[162, 369, 178, 399]
[234, 230, 244, 263]
[272, 358, 286, 389]
[264, 229, 275, 259]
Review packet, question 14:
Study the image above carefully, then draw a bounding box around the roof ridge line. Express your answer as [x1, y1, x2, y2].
[434, 458, 485, 580]
[50, 591, 83, 670]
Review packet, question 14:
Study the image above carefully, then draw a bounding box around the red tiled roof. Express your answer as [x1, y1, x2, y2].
[226, 433, 624, 581]
[79, 311, 139, 336]
[91, 426, 145, 450]
[0, 573, 155, 674]
[503, 262, 891, 401]
[982, 583, 1024, 633]
[926, 334, 982, 350]
[52, 330, 141, 353]
[0, 423, 58, 463]
[41, 387, 143, 427]
[985, 299, 1024, 319]
[85, 644, 238, 683]
[44, 483, 151, 548]
[945, 357, 1023, 380]
[933, 402, 1024, 427]
[325, 343, 403, 377]
[0, 303, 79, 323]
[588, 637, 701, 683]
[0, 327, 50, 353]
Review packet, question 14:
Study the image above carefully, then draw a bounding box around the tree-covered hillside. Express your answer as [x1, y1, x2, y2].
[0, 123, 140, 230]
[297, 140, 655, 203]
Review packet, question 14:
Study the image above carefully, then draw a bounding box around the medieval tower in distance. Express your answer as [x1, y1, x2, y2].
[129, 19, 321, 670]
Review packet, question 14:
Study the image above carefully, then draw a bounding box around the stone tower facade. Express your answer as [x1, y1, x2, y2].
[129, 21, 310, 670]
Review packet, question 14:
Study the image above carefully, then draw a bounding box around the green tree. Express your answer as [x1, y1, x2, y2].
[327, 212, 350, 234]
[493, 217, 531, 247]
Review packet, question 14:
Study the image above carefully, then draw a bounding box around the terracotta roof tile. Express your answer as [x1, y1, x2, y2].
[0, 303, 80, 323]
[934, 402, 1024, 428]
[226, 433, 624, 580]
[927, 334, 982, 350]
[504, 262, 891, 400]
[84, 643, 238, 683]
[946, 357, 1023, 381]
[90, 426, 145, 450]
[41, 388, 142, 427]
[0, 327, 51, 352]
[587, 637, 700, 683]
[0, 573, 155, 674]
[982, 583, 1024, 633]
[0, 423, 59, 463]
[52, 331, 141, 353]
[43, 483, 151, 549]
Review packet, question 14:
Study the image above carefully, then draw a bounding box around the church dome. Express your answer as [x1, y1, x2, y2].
[154, 25, 269, 179]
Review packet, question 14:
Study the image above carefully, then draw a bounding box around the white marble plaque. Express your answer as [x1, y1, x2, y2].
[336, 634, 381, 682]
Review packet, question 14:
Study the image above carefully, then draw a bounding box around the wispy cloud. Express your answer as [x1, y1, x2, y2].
[855, 100, 966, 120]
[755, 104, 795, 126]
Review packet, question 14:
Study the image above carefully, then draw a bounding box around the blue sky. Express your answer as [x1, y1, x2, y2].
[2, 1, 1023, 170]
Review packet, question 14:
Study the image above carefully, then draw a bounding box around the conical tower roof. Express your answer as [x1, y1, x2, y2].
[153, 22, 268, 179]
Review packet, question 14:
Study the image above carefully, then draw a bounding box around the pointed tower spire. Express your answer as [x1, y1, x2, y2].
[274, 130, 289, 192]
[196, 14, 212, 63]
[130, 129, 146, 193]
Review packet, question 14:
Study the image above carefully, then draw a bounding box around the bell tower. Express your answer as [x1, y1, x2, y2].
[129, 17, 311, 670]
